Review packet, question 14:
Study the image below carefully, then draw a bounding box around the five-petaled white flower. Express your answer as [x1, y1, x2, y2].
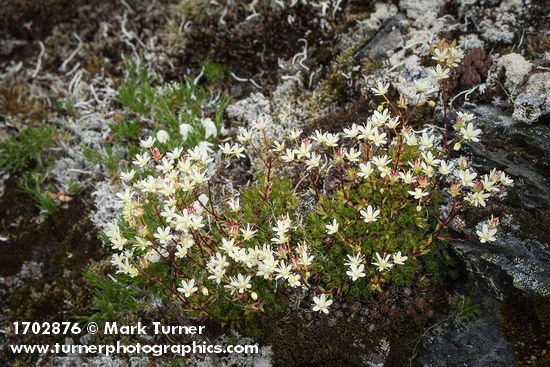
[240, 224, 257, 241]
[358, 162, 374, 179]
[140, 136, 155, 149]
[392, 251, 408, 265]
[312, 293, 333, 314]
[177, 279, 198, 297]
[408, 188, 429, 200]
[231, 273, 252, 294]
[371, 81, 389, 96]
[154, 226, 173, 245]
[460, 123, 481, 142]
[360, 205, 380, 223]
[372, 253, 394, 272]
[476, 224, 497, 243]
[429, 64, 450, 80]
[345, 253, 364, 267]
[346, 264, 366, 281]
[325, 219, 339, 235]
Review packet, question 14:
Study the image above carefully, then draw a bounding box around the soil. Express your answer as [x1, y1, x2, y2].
[182, 4, 335, 95]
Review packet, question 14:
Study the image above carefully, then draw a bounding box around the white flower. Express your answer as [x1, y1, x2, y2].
[177, 279, 198, 297]
[449, 47, 464, 59]
[288, 129, 302, 140]
[220, 238, 237, 253]
[419, 133, 435, 150]
[238, 128, 254, 143]
[345, 253, 364, 267]
[466, 191, 490, 207]
[120, 169, 136, 182]
[476, 224, 497, 243]
[275, 262, 293, 280]
[311, 130, 326, 144]
[457, 111, 474, 123]
[156, 130, 170, 144]
[455, 169, 477, 187]
[358, 162, 374, 179]
[253, 116, 267, 131]
[202, 117, 218, 139]
[429, 64, 450, 80]
[370, 131, 387, 147]
[312, 293, 333, 314]
[499, 172, 513, 186]
[296, 141, 312, 159]
[399, 170, 416, 184]
[166, 147, 183, 160]
[306, 152, 321, 170]
[207, 253, 229, 271]
[228, 197, 240, 212]
[271, 216, 291, 235]
[371, 109, 390, 126]
[107, 223, 127, 250]
[324, 133, 339, 147]
[271, 140, 285, 152]
[392, 251, 408, 265]
[343, 123, 360, 139]
[288, 273, 301, 288]
[371, 81, 389, 96]
[346, 264, 366, 281]
[438, 161, 454, 175]
[197, 141, 214, 155]
[228, 273, 252, 294]
[140, 136, 155, 149]
[325, 219, 339, 235]
[372, 253, 393, 272]
[432, 48, 449, 62]
[154, 226, 173, 245]
[175, 244, 189, 258]
[220, 143, 233, 156]
[421, 151, 441, 166]
[360, 205, 380, 223]
[133, 152, 150, 167]
[281, 148, 296, 162]
[460, 123, 482, 142]
[160, 205, 177, 222]
[371, 155, 392, 168]
[220, 143, 245, 159]
[179, 123, 193, 139]
[240, 224, 257, 241]
[386, 117, 399, 129]
[208, 268, 225, 284]
[408, 188, 429, 200]
[344, 147, 361, 162]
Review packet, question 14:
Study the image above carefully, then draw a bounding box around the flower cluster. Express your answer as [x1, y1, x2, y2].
[105, 42, 512, 318]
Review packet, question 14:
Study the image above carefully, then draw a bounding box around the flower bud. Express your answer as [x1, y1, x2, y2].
[157, 129, 170, 144]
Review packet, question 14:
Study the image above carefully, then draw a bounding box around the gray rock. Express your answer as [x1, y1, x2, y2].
[513, 72, 550, 124]
[419, 104, 549, 366]
[418, 296, 515, 367]
[354, 14, 407, 61]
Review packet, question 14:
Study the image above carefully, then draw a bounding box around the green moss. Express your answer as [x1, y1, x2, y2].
[309, 46, 362, 112]
[0, 124, 57, 173]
